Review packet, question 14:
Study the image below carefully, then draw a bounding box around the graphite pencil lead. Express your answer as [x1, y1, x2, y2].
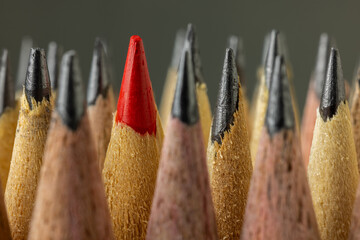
[264, 29, 280, 87]
[87, 38, 110, 106]
[116, 35, 157, 135]
[313, 33, 331, 98]
[24, 48, 51, 110]
[185, 23, 204, 83]
[57, 50, 85, 131]
[227, 35, 245, 85]
[16, 36, 33, 90]
[171, 47, 199, 125]
[0, 49, 15, 116]
[319, 47, 345, 121]
[266, 55, 294, 136]
[47, 41, 63, 90]
[170, 29, 186, 69]
[211, 48, 239, 144]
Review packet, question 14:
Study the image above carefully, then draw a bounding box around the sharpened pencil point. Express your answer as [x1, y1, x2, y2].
[185, 23, 204, 83]
[0, 49, 15, 116]
[24, 48, 51, 110]
[170, 29, 186, 69]
[314, 33, 331, 98]
[116, 35, 157, 135]
[319, 48, 345, 121]
[57, 50, 85, 131]
[266, 55, 294, 136]
[87, 38, 110, 106]
[47, 41, 63, 90]
[211, 48, 239, 144]
[264, 30, 280, 87]
[228, 35, 245, 85]
[171, 47, 199, 125]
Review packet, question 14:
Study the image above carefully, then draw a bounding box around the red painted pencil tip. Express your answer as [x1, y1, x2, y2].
[115, 35, 157, 135]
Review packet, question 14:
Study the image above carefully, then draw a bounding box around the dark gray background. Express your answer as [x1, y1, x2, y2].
[0, 0, 358, 114]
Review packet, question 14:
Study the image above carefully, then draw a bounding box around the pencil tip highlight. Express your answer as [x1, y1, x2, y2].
[227, 35, 245, 85]
[266, 55, 294, 136]
[185, 23, 204, 84]
[0, 49, 15, 115]
[87, 38, 110, 105]
[264, 29, 280, 87]
[211, 48, 239, 144]
[171, 47, 199, 125]
[170, 29, 186, 69]
[24, 48, 51, 109]
[319, 47, 345, 121]
[57, 50, 85, 130]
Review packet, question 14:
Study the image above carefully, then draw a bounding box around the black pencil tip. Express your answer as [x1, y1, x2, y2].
[319, 48, 345, 121]
[16, 36, 33, 90]
[264, 29, 280, 87]
[47, 41, 63, 90]
[87, 39, 110, 105]
[227, 35, 245, 85]
[170, 29, 186, 69]
[171, 47, 199, 125]
[313, 33, 331, 98]
[0, 49, 15, 116]
[57, 50, 85, 130]
[211, 48, 239, 144]
[185, 23, 204, 84]
[266, 55, 294, 136]
[24, 48, 51, 109]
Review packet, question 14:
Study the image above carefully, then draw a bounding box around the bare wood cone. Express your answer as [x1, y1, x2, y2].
[5, 95, 53, 240]
[146, 119, 218, 240]
[349, 183, 360, 239]
[159, 68, 177, 128]
[196, 82, 212, 148]
[241, 130, 320, 239]
[28, 113, 114, 239]
[87, 87, 115, 170]
[351, 82, 360, 172]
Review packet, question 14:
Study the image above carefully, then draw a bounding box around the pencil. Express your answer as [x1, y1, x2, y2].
[185, 23, 212, 148]
[250, 29, 279, 165]
[308, 47, 359, 240]
[351, 62, 360, 172]
[227, 35, 251, 138]
[207, 48, 252, 239]
[0, 49, 18, 193]
[146, 46, 218, 240]
[47, 41, 63, 92]
[349, 175, 360, 239]
[301, 33, 330, 168]
[15, 36, 33, 96]
[28, 50, 114, 240]
[0, 178, 11, 240]
[241, 55, 320, 240]
[5, 48, 53, 240]
[102, 35, 163, 240]
[159, 29, 185, 128]
[87, 39, 115, 170]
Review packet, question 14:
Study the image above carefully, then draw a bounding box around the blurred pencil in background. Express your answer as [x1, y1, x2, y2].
[15, 37, 33, 97]
[46, 41, 63, 93]
[351, 61, 360, 172]
[0, 49, 18, 193]
[5, 48, 53, 240]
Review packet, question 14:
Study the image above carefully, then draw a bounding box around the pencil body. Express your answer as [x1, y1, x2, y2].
[349, 182, 360, 239]
[147, 118, 217, 240]
[0, 178, 11, 240]
[5, 95, 53, 240]
[308, 103, 358, 239]
[28, 113, 113, 240]
[160, 68, 177, 126]
[351, 82, 360, 172]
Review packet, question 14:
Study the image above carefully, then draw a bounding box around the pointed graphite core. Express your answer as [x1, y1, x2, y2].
[211, 48, 239, 144]
[264, 29, 280, 87]
[115, 35, 156, 135]
[184, 23, 204, 84]
[266, 55, 294, 136]
[24, 48, 51, 110]
[170, 29, 186, 69]
[57, 50, 85, 131]
[0, 49, 15, 115]
[87, 38, 110, 106]
[314, 33, 331, 98]
[319, 47, 346, 122]
[227, 35, 245, 85]
[47, 41, 63, 90]
[171, 46, 199, 125]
